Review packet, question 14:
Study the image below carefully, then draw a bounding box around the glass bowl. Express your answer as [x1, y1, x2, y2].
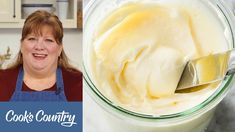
[83, 0, 235, 131]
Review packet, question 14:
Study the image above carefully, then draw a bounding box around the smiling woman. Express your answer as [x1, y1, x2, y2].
[0, 10, 82, 101]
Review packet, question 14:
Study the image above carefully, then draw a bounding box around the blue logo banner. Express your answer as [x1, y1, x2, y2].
[0, 102, 82, 132]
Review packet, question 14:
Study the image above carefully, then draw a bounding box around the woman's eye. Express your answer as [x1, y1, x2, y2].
[45, 39, 54, 43]
[28, 37, 36, 41]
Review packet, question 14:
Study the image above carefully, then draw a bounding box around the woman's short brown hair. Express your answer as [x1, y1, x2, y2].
[21, 10, 63, 44]
[10, 10, 73, 69]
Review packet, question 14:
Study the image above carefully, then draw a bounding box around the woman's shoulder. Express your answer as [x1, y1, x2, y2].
[0, 66, 20, 77]
[61, 67, 82, 79]
[61, 67, 82, 101]
[0, 66, 20, 101]
[0, 65, 20, 86]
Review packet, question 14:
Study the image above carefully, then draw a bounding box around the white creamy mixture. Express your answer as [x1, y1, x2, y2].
[90, 0, 228, 115]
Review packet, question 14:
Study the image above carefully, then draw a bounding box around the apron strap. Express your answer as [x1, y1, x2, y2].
[15, 66, 24, 92]
[11, 66, 67, 101]
[15, 66, 65, 93]
[55, 67, 65, 95]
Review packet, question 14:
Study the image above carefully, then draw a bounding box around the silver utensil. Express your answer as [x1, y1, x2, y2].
[176, 49, 235, 90]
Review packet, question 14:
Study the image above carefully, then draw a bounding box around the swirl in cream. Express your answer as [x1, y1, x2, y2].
[90, 0, 228, 115]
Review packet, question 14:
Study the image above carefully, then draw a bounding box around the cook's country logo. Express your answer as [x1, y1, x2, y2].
[5, 110, 77, 127]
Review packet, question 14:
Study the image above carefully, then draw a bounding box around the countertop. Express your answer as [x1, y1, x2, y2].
[83, 0, 235, 132]
[206, 86, 235, 132]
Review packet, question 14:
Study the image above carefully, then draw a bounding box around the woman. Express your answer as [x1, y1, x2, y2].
[0, 10, 82, 101]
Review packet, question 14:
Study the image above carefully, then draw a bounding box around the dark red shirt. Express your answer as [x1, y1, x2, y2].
[0, 65, 82, 101]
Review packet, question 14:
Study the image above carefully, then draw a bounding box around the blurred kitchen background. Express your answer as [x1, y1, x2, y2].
[0, 0, 82, 70]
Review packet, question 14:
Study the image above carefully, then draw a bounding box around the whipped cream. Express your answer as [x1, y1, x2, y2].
[90, 0, 228, 115]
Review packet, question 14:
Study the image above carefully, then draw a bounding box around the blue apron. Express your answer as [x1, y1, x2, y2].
[10, 66, 67, 101]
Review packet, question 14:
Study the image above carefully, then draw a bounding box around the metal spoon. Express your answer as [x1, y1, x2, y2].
[176, 49, 235, 90]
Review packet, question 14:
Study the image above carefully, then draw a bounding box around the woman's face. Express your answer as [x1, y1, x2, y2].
[21, 25, 62, 72]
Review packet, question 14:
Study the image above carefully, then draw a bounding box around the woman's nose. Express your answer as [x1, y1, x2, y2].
[34, 39, 45, 50]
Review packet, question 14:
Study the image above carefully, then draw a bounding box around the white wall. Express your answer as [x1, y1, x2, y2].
[0, 28, 82, 70]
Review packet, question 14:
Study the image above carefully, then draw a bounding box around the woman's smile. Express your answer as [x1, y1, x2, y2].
[32, 53, 48, 60]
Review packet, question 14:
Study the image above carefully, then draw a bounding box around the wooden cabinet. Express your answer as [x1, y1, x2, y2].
[0, 0, 78, 28]
[0, 0, 21, 22]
